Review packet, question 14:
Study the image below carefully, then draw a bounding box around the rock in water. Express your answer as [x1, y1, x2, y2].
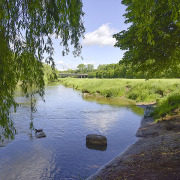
[36, 132, 46, 138]
[86, 134, 107, 146]
[144, 106, 154, 118]
[35, 129, 43, 133]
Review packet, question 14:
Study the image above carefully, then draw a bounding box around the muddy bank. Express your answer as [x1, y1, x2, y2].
[87, 107, 180, 180]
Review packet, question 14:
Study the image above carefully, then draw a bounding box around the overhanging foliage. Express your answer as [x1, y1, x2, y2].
[113, 0, 180, 73]
[0, 0, 85, 140]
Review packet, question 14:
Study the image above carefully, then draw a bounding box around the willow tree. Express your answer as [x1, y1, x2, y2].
[113, 0, 180, 74]
[0, 0, 85, 140]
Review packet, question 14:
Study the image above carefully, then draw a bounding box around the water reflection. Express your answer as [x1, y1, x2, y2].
[82, 95, 144, 116]
[129, 105, 145, 116]
[82, 96, 144, 134]
[84, 109, 124, 134]
[0, 138, 53, 180]
[86, 143, 107, 151]
[82, 95, 134, 106]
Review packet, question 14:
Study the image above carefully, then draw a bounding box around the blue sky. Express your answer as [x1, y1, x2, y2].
[53, 0, 129, 71]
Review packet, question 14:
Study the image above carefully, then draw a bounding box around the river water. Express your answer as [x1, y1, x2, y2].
[0, 83, 144, 180]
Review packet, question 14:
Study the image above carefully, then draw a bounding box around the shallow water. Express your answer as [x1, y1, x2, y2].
[0, 83, 144, 179]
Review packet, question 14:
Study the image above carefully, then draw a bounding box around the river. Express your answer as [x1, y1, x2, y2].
[0, 82, 144, 179]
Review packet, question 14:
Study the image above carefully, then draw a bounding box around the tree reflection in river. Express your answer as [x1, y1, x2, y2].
[82, 95, 144, 116]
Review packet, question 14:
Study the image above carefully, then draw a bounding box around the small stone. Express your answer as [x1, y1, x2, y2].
[35, 129, 43, 133]
[36, 132, 46, 138]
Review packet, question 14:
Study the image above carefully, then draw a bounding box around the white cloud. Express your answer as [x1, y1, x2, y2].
[85, 56, 93, 60]
[56, 61, 77, 71]
[82, 24, 117, 47]
[56, 60, 64, 65]
[82, 61, 96, 65]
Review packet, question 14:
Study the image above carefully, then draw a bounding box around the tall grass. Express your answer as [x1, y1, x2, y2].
[153, 94, 180, 119]
[60, 78, 180, 102]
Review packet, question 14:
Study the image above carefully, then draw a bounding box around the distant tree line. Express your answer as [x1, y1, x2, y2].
[59, 64, 95, 74]
[59, 62, 180, 79]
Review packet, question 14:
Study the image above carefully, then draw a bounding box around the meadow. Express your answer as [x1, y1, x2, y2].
[60, 78, 180, 119]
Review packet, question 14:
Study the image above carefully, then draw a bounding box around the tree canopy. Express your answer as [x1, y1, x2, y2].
[0, 0, 85, 140]
[113, 0, 180, 73]
[77, 63, 86, 72]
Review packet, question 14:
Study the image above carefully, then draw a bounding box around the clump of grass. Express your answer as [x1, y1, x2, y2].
[126, 80, 180, 102]
[100, 87, 125, 97]
[153, 94, 180, 120]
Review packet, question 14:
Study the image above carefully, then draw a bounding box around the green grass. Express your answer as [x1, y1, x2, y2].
[60, 78, 180, 101]
[60, 78, 180, 120]
[153, 94, 180, 119]
[61, 78, 127, 97]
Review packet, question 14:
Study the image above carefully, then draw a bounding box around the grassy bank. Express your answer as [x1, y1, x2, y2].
[60, 78, 180, 119]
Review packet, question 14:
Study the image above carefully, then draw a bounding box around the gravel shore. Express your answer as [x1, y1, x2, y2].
[87, 106, 180, 180]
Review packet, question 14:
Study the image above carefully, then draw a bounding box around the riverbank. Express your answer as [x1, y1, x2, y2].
[87, 106, 180, 179]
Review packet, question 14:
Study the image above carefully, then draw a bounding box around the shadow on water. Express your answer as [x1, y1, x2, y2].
[82, 95, 144, 116]
[86, 143, 107, 151]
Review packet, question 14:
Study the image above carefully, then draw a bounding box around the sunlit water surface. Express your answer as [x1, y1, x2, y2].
[0, 83, 144, 180]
